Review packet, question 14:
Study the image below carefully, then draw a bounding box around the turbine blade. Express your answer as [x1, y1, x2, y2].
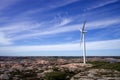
[82, 21, 86, 32]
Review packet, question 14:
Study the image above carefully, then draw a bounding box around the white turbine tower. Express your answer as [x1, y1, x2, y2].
[80, 21, 87, 64]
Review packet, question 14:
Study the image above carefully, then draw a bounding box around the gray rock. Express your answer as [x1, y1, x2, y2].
[87, 73, 94, 77]
[0, 73, 9, 80]
[70, 69, 120, 80]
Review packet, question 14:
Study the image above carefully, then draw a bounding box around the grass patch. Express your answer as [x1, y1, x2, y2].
[44, 71, 68, 80]
[89, 61, 120, 71]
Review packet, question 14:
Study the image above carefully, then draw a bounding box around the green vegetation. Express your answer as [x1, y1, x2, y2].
[9, 69, 37, 80]
[44, 72, 68, 80]
[89, 61, 120, 71]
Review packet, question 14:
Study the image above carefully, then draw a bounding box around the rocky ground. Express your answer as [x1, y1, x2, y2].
[71, 69, 120, 80]
[0, 57, 120, 80]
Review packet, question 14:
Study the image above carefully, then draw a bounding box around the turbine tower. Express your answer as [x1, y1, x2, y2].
[80, 21, 87, 64]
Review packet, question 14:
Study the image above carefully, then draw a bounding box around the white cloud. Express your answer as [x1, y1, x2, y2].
[0, 39, 120, 52]
[16, 0, 79, 17]
[43, 0, 79, 10]
[11, 18, 120, 40]
[87, 39, 120, 50]
[86, 18, 120, 30]
[64, 37, 73, 41]
[0, 0, 21, 11]
[0, 32, 12, 45]
[0, 16, 119, 41]
[58, 18, 72, 26]
[87, 0, 119, 10]
[0, 21, 43, 34]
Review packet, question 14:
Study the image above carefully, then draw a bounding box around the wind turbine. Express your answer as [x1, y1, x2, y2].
[80, 21, 87, 64]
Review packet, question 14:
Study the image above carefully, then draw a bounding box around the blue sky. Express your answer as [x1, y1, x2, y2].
[0, 0, 120, 56]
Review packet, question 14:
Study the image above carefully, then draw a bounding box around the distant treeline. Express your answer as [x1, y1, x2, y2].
[0, 56, 120, 61]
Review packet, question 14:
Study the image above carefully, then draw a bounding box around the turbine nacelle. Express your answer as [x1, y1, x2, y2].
[79, 21, 87, 33]
[79, 29, 87, 33]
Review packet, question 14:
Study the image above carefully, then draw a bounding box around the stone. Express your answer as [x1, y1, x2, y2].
[0, 73, 9, 80]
